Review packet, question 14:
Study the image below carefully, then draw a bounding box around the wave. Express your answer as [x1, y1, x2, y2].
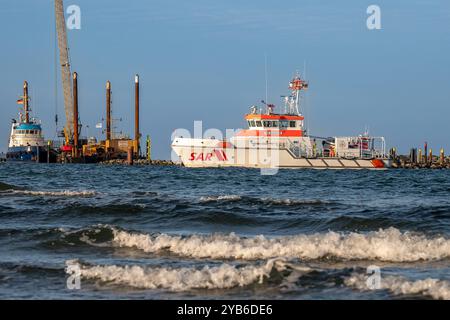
[200, 195, 242, 202]
[9, 190, 97, 197]
[0, 182, 23, 191]
[111, 227, 450, 262]
[51, 203, 147, 217]
[130, 191, 158, 197]
[0, 261, 63, 276]
[345, 273, 450, 300]
[199, 195, 326, 206]
[0, 225, 115, 251]
[0, 182, 95, 197]
[38, 225, 115, 248]
[65, 259, 310, 291]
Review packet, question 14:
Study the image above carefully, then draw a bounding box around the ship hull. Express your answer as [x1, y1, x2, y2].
[172, 138, 391, 169]
[6, 146, 57, 163]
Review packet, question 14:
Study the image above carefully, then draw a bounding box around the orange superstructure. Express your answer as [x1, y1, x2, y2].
[236, 129, 303, 137]
[239, 113, 304, 137]
[244, 114, 304, 121]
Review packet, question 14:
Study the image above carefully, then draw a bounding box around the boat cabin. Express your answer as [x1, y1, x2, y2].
[236, 113, 304, 138]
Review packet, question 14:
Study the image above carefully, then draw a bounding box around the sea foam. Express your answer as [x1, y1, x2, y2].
[199, 195, 324, 205]
[10, 190, 97, 197]
[199, 195, 242, 202]
[111, 227, 450, 262]
[66, 259, 301, 291]
[345, 273, 450, 300]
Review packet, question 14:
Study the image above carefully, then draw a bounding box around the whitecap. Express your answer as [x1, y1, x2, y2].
[65, 258, 304, 291]
[198, 195, 324, 205]
[345, 273, 450, 300]
[199, 195, 242, 202]
[11, 190, 97, 197]
[111, 228, 450, 262]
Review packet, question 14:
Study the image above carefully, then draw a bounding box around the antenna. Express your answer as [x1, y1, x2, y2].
[303, 60, 308, 134]
[265, 54, 268, 106]
[303, 60, 307, 79]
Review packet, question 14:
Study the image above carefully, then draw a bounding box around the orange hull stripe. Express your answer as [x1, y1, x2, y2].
[371, 159, 385, 168]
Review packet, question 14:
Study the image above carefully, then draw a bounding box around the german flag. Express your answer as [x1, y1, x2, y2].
[17, 99, 24, 105]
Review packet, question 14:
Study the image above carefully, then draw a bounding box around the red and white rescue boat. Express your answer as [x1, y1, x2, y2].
[172, 73, 391, 169]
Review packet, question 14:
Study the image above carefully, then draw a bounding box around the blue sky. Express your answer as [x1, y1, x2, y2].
[1, 0, 449, 159]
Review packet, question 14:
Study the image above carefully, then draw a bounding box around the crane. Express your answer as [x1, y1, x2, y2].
[54, 0, 74, 149]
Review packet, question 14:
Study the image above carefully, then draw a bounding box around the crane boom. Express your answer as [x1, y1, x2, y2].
[54, 0, 73, 143]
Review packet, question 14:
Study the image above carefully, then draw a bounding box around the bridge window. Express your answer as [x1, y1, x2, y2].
[255, 121, 262, 127]
[263, 121, 280, 128]
[280, 120, 288, 129]
[289, 121, 296, 128]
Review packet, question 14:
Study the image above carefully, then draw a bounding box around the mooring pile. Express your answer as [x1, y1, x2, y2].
[390, 147, 450, 169]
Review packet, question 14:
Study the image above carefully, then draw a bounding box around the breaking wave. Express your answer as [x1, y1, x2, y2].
[111, 227, 450, 262]
[199, 195, 326, 206]
[65, 259, 308, 291]
[200, 195, 243, 202]
[345, 273, 450, 300]
[9, 190, 97, 197]
[0, 181, 96, 197]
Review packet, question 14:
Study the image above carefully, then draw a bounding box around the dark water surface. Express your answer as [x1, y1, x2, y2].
[0, 163, 449, 299]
